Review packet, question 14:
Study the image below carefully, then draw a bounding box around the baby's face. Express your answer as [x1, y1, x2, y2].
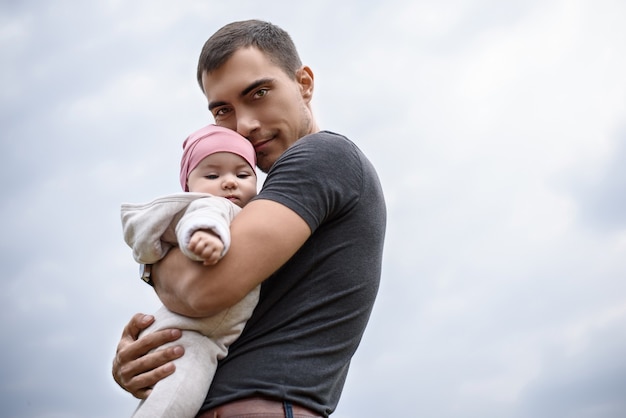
[187, 152, 257, 207]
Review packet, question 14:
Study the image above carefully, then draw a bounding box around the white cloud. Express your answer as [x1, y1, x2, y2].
[2, 1, 626, 417]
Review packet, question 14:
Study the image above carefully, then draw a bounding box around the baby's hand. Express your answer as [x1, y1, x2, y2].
[187, 230, 224, 266]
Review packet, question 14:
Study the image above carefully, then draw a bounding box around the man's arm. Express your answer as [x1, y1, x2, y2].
[153, 199, 311, 317]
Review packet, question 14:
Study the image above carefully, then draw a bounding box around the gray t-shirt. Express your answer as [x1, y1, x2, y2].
[202, 131, 386, 417]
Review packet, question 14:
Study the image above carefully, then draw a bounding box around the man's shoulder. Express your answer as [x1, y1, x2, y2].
[293, 130, 357, 154]
[301, 130, 348, 142]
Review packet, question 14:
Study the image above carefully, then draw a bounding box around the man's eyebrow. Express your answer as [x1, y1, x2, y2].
[241, 78, 275, 97]
[208, 101, 227, 112]
[207, 78, 275, 112]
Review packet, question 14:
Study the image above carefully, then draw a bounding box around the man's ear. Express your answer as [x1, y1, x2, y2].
[296, 66, 314, 101]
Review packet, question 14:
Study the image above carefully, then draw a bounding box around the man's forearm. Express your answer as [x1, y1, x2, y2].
[151, 200, 312, 318]
[152, 248, 213, 317]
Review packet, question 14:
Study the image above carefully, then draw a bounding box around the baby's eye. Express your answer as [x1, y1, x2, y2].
[204, 174, 219, 180]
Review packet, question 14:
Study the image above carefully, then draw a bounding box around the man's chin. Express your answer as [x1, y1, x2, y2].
[256, 158, 273, 173]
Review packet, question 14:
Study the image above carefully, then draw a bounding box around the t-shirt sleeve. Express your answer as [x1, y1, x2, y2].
[254, 132, 363, 232]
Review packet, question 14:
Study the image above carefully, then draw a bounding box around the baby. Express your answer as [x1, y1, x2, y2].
[120, 124, 260, 418]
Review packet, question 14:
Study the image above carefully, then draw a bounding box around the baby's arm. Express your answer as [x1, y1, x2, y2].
[187, 229, 225, 266]
[121, 194, 197, 264]
[176, 196, 240, 263]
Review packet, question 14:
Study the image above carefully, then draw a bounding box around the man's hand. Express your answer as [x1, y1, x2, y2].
[112, 313, 184, 399]
[188, 229, 224, 266]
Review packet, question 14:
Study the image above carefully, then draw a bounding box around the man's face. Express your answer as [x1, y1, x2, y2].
[201, 47, 315, 173]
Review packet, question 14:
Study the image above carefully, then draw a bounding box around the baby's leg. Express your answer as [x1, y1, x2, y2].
[130, 307, 228, 418]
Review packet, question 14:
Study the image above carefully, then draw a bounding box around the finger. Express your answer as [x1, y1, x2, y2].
[201, 248, 220, 264]
[113, 327, 183, 397]
[122, 313, 155, 341]
[120, 345, 184, 399]
[188, 238, 208, 254]
[203, 257, 219, 266]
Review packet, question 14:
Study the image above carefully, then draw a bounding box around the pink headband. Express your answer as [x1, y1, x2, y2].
[179, 124, 256, 191]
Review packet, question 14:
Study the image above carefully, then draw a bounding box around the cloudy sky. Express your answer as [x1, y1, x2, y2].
[1, 0, 625, 417]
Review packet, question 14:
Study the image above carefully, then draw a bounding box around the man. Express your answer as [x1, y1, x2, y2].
[113, 19, 386, 418]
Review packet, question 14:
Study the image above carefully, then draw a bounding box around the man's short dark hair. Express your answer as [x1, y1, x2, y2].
[197, 19, 303, 90]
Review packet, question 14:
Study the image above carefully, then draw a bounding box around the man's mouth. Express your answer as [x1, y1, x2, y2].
[253, 136, 273, 151]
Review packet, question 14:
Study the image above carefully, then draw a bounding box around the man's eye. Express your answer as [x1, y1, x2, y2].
[254, 89, 268, 98]
[215, 107, 230, 117]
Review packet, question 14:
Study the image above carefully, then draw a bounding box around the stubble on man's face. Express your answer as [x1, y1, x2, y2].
[254, 98, 314, 173]
[200, 47, 317, 173]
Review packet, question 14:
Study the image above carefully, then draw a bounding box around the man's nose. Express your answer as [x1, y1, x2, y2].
[236, 109, 260, 138]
